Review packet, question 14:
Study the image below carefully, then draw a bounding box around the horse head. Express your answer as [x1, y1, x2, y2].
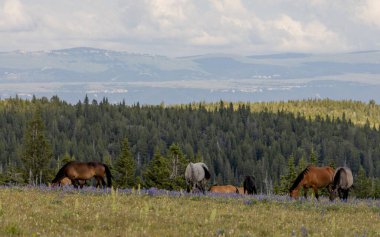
[289, 188, 300, 198]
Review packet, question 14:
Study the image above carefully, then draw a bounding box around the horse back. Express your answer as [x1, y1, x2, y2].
[65, 162, 97, 179]
[334, 167, 353, 189]
[307, 166, 334, 187]
[210, 185, 237, 193]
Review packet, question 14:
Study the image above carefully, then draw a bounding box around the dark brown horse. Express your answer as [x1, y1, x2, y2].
[290, 165, 334, 200]
[243, 176, 257, 195]
[52, 161, 112, 188]
[209, 185, 239, 193]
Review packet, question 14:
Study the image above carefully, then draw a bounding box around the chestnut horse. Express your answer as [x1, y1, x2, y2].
[52, 161, 112, 188]
[289, 165, 334, 200]
[209, 185, 238, 193]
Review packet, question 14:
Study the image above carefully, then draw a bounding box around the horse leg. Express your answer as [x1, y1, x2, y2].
[343, 189, 349, 201]
[72, 179, 79, 189]
[313, 187, 319, 200]
[303, 187, 308, 199]
[79, 180, 84, 189]
[101, 177, 106, 188]
[338, 188, 344, 200]
[95, 177, 100, 188]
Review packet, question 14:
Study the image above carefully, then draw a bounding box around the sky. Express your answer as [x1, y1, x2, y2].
[0, 0, 380, 57]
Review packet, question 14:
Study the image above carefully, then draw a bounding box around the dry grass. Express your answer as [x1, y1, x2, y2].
[0, 187, 379, 236]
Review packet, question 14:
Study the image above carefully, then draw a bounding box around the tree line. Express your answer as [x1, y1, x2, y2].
[0, 96, 379, 197]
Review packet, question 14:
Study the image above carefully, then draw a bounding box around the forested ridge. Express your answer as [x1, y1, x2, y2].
[1, 96, 380, 197]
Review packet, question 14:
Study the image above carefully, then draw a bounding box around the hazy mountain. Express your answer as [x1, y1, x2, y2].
[1, 47, 380, 104]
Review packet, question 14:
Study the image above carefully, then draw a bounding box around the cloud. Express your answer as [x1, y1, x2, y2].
[266, 14, 344, 52]
[356, 0, 380, 28]
[0, 0, 35, 32]
[0, 0, 378, 55]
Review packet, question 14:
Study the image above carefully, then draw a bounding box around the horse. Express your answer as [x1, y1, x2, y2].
[289, 165, 334, 200]
[185, 162, 211, 194]
[243, 176, 257, 195]
[54, 177, 86, 187]
[329, 167, 353, 201]
[237, 187, 245, 194]
[52, 161, 112, 188]
[209, 185, 238, 193]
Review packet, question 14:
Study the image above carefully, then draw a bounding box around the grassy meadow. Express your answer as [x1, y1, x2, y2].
[0, 187, 379, 237]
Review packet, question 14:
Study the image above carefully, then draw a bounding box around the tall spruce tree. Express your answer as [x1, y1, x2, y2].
[21, 109, 53, 184]
[310, 147, 317, 165]
[114, 138, 135, 188]
[276, 155, 297, 194]
[143, 149, 171, 189]
[168, 143, 187, 190]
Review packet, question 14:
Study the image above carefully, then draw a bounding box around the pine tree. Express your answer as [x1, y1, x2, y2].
[21, 109, 53, 184]
[168, 143, 187, 190]
[143, 149, 172, 189]
[114, 138, 135, 188]
[354, 166, 371, 198]
[276, 155, 297, 194]
[297, 155, 307, 173]
[310, 147, 317, 165]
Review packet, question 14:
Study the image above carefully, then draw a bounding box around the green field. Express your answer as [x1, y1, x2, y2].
[1, 187, 379, 237]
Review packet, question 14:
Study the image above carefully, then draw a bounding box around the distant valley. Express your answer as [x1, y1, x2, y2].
[1, 48, 380, 104]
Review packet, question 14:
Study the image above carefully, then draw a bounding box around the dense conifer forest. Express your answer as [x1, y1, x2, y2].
[1, 96, 379, 197]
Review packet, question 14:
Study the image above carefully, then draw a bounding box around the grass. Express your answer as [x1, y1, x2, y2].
[1, 186, 380, 236]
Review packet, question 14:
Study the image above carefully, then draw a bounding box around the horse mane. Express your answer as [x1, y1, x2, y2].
[289, 166, 312, 192]
[52, 161, 76, 183]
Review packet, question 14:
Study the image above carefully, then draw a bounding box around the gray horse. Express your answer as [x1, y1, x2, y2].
[329, 167, 353, 201]
[185, 162, 211, 194]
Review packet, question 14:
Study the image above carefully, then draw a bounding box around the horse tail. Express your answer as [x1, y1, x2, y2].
[201, 163, 211, 180]
[52, 161, 74, 183]
[103, 164, 112, 188]
[332, 167, 342, 189]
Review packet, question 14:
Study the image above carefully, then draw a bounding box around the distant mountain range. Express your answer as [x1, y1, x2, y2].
[1, 47, 380, 104]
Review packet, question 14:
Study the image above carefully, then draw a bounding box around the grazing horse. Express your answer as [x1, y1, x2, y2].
[329, 167, 353, 201]
[243, 176, 257, 195]
[52, 161, 112, 188]
[209, 185, 239, 193]
[185, 162, 211, 194]
[289, 165, 334, 200]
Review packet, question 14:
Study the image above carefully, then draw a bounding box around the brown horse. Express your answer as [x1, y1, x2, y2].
[52, 161, 112, 188]
[243, 176, 257, 195]
[237, 187, 245, 194]
[209, 185, 239, 193]
[289, 165, 334, 200]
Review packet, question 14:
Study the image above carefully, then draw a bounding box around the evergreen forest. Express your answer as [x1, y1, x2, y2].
[1, 96, 380, 197]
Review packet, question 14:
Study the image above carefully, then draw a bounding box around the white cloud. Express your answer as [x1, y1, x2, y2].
[0, 0, 378, 55]
[0, 0, 35, 32]
[356, 0, 380, 28]
[266, 14, 344, 52]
